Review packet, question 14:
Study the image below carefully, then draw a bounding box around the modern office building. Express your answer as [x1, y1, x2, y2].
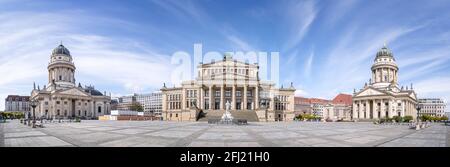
[4, 95, 30, 112]
[117, 92, 162, 117]
[294, 94, 352, 121]
[418, 98, 446, 117]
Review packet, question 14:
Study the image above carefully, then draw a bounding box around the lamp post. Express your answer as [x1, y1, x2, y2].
[30, 99, 39, 128]
[27, 111, 31, 125]
[416, 104, 422, 122]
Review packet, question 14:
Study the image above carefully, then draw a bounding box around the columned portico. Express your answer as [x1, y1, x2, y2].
[196, 84, 263, 112]
[161, 54, 296, 121]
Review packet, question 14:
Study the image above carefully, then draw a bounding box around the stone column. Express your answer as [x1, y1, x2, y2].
[387, 100, 391, 118]
[243, 85, 248, 110]
[182, 88, 186, 110]
[232, 85, 236, 110]
[255, 86, 259, 109]
[209, 86, 213, 110]
[403, 101, 407, 117]
[162, 94, 167, 116]
[373, 100, 378, 119]
[199, 88, 203, 109]
[380, 99, 386, 118]
[352, 101, 357, 120]
[387, 68, 390, 82]
[270, 96, 275, 111]
[92, 101, 96, 117]
[220, 86, 224, 110]
[402, 101, 407, 115]
[365, 100, 370, 119]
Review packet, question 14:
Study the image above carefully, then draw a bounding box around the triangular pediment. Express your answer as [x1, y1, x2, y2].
[409, 91, 417, 100]
[58, 88, 90, 97]
[355, 87, 387, 97]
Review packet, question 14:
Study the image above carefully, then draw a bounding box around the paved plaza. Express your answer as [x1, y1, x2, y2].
[1, 120, 449, 147]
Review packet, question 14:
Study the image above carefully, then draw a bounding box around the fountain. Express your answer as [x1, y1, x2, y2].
[220, 101, 234, 124]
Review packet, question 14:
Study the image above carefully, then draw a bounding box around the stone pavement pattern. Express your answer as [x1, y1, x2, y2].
[1, 120, 449, 147]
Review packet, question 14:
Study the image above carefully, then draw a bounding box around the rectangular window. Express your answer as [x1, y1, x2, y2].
[215, 91, 220, 97]
[236, 91, 241, 97]
[56, 101, 60, 104]
[225, 91, 231, 97]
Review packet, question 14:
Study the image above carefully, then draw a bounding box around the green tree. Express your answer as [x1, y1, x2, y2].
[130, 102, 144, 112]
[403, 116, 413, 122]
[392, 116, 402, 122]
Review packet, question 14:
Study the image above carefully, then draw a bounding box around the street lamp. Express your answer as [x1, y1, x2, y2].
[30, 99, 39, 128]
[416, 104, 422, 122]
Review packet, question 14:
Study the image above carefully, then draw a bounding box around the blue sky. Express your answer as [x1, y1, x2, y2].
[1, 0, 450, 111]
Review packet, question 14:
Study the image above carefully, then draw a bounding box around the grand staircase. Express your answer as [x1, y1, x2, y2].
[197, 110, 259, 122]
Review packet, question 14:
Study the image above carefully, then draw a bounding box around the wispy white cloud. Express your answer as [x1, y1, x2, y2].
[149, 0, 210, 27]
[0, 11, 174, 110]
[283, 0, 317, 51]
[304, 51, 314, 78]
[226, 35, 255, 52]
[324, 0, 358, 26]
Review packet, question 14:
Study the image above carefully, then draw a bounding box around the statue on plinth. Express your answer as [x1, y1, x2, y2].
[221, 100, 234, 123]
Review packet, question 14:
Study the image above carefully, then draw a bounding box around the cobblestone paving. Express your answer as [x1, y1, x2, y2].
[1, 120, 448, 147]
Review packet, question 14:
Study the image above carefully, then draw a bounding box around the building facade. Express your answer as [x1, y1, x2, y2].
[330, 94, 353, 121]
[294, 97, 312, 116]
[353, 44, 417, 120]
[4, 95, 30, 112]
[161, 55, 296, 122]
[117, 94, 137, 111]
[418, 98, 446, 117]
[117, 92, 162, 118]
[298, 94, 352, 121]
[30, 44, 111, 119]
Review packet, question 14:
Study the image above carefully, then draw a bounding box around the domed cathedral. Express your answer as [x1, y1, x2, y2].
[352, 44, 418, 121]
[30, 44, 111, 119]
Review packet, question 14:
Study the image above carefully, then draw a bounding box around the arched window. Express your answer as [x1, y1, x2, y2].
[98, 106, 102, 113]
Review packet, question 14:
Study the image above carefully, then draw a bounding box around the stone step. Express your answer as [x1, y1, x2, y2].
[198, 110, 259, 122]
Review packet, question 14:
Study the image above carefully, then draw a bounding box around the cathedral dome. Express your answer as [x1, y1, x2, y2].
[84, 86, 103, 96]
[375, 43, 393, 59]
[52, 44, 71, 56]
